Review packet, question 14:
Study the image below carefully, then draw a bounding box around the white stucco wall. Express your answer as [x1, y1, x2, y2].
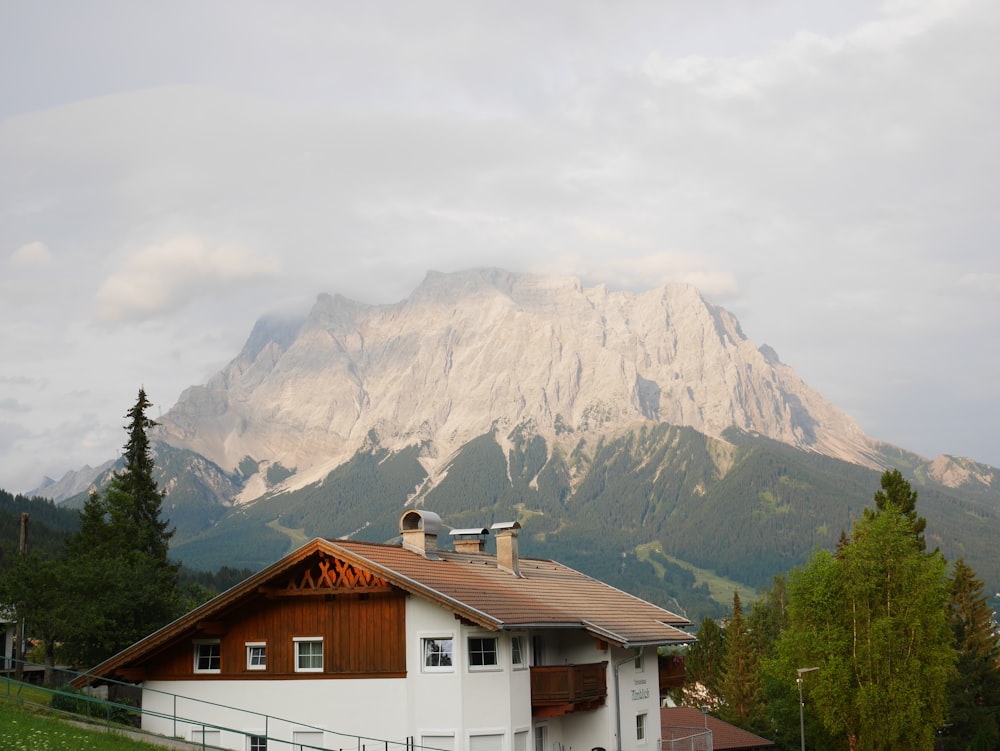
[137, 597, 662, 751]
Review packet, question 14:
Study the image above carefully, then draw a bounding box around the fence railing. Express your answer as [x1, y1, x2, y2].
[2, 658, 446, 751]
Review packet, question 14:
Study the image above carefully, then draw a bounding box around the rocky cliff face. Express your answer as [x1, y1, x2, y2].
[159, 269, 879, 500]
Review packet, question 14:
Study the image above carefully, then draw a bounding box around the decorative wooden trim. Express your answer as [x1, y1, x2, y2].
[263, 553, 393, 596]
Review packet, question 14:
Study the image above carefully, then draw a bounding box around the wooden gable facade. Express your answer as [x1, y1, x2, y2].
[115, 549, 407, 683]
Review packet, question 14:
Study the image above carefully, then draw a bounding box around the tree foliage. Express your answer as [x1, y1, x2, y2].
[58, 389, 184, 668]
[770, 470, 955, 751]
[718, 591, 767, 734]
[679, 616, 727, 709]
[941, 559, 1000, 750]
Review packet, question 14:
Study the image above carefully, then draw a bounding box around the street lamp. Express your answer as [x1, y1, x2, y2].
[797, 667, 819, 751]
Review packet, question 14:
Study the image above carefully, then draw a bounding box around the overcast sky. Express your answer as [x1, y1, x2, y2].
[2, 0, 998, 494]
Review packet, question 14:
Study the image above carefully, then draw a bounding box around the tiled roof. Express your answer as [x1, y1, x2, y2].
[331, 539, 693, 646]
[661, 707, 776, 750]
[80, 535, 692, 682]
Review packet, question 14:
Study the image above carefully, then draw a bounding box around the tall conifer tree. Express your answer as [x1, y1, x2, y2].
[718, 591, 766, 734]
[65, 389, 182, 667]
[941, 559, 1000, 750]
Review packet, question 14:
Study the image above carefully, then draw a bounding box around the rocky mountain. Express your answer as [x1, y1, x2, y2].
[159, 268, 879, 501]
[41, 269, 1000, 620]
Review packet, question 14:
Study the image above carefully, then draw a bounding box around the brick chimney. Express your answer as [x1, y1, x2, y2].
[400, 509, 443, 560]
[450, 527, 489, 553]
[491, 521, 522, 577]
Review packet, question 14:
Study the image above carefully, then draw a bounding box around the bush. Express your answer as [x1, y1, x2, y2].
[50, 685, 138, 726]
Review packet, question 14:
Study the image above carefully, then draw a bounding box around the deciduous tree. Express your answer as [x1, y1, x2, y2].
[772, 470, 955, 750]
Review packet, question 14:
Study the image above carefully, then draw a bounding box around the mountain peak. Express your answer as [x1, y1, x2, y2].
[159, 269, 876, 500]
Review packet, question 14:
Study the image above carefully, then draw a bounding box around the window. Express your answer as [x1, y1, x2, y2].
[534, 725, 547, 751]
[193, 641, 220, 673]
[246, 642, 266, 670]
[468, 637, 499, 670]
[423, 637, 454, 671]
[470, 734, 503, 751]
[636, 712, 647, 743]
[511, 636, 525, 669]
[249, 736, 267, 751]
[532, 635, 545, 666]
[293, 637, 324, 672]
[634, 648, 644, 672]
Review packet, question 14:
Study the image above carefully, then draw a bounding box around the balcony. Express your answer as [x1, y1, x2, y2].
[530, 662, 608, 718]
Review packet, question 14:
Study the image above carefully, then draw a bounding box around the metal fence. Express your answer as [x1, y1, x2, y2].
[658, 728, 712, 751]
[2, 658, 444, 751]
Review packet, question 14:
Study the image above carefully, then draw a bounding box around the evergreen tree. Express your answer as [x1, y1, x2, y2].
[74, 388, 174, 562]
[941, 559, 1000, 750]
[680, 615, 727, 710]
[867, 467, 926, 548]
[718, 591, 766, 734]
[62, 389, 183, 668]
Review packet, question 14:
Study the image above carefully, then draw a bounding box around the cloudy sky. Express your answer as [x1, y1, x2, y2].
[1, 0, 998, 494]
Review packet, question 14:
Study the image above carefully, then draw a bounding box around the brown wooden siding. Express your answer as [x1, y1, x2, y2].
[137, 588, 407, 680]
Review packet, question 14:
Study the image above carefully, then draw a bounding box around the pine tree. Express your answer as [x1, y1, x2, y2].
[941, 559, 1000, 750]
[63, 389, 182, 668]
[867, 467, 926, 548]
[681, 616, 727, 710]
[718, 591, 766, 734]
[75, 388, 174, 562]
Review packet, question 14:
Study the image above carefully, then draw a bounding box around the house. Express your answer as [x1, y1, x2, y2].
[660, 707, 776, 750]
[81, 510, 693, 751]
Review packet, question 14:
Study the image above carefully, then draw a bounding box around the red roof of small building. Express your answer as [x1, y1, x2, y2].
[661, 706, 776, 750]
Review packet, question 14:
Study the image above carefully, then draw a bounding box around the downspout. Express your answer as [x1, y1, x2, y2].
[613, 647, 642, 751]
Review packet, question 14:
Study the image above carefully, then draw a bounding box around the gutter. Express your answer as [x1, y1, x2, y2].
[613, 646, 642, 751]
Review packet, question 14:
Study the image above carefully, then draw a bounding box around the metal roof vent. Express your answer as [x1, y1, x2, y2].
[450, 527, 490, 554]
[400, 509, 443, 560]
[491, 520, 522, 577]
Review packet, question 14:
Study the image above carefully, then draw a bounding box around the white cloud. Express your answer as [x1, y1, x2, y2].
[9, 240, 51, 268]
[94, 237, 281, 323]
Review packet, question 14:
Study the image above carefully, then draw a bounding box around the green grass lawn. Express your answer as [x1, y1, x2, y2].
[0, 696, 165, 751]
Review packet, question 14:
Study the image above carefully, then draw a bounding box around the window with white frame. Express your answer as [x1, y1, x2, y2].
[511, 635, 525, 669]
[468, 636, 499, 670]
[193, 641, 220, 673]
[246, 642, 266, 671]
[422, 637, 454, 671]
[534, 725, 547, 751]
[636, 712, 647, 743]
[634, 647, 644, 671]
[248, 735, 267, 751]
[293, 637, 324, 672]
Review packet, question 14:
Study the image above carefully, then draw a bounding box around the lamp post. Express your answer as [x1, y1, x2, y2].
[797, 667, 819, 751]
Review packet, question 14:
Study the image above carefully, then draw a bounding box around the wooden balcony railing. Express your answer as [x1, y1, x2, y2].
[530, 662, 608, 718]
